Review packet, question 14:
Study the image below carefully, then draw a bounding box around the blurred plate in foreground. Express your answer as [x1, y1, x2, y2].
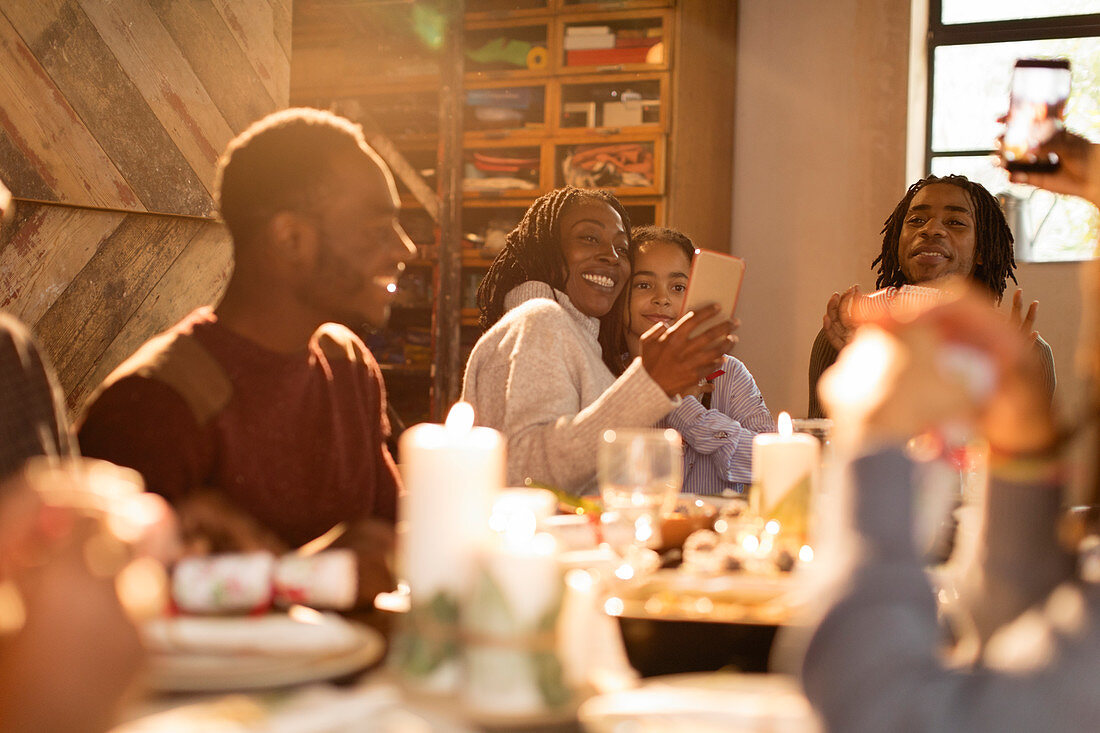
[578, 672, 821, 733]
[141, 611, 384, 692]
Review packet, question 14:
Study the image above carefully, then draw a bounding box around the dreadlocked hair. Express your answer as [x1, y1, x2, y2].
[476, 186, 632, 331]
[872, 174, 1017, 302]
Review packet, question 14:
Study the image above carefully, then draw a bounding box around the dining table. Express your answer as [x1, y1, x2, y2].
[111, 554, 824, 733]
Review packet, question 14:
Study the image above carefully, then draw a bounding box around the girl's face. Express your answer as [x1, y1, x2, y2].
[558, 200, 630, 318]
[624, 239, 692, 356]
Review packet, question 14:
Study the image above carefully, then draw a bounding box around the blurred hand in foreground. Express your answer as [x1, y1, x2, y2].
[0, 467, 147, 733]
[820, 282, 1056, 455]
[1002, 129, 1100, 209]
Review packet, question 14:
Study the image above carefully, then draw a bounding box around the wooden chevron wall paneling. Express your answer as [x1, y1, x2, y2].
[0, 0, 291, 415]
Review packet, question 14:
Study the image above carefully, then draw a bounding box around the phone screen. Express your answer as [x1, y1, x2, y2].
[1003, 58, 1071, 172]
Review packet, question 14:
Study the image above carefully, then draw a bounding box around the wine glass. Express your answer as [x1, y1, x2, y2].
[598, 429, 682, 567]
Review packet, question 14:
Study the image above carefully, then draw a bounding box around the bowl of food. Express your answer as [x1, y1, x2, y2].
[659, 495, 720, 551]
[604, 569, 801, 677]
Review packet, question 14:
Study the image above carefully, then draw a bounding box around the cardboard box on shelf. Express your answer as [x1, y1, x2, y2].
[562, 101, 597, 127]
[602, 98, 659, 127]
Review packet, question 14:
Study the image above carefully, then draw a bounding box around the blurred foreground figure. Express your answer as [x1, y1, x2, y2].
[0, 174, 75, 481]
[0, 181, 166, 732]
[0, 313, 76, 482]
[78, 109, 415, 610]
[802, 131, 1100, 732]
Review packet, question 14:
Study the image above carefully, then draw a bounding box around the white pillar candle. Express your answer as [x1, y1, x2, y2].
[464, 512, 569, 718]
[751, 412, 820, 538]
[398, 402, 504, 601]
[492, 488, 558, 532]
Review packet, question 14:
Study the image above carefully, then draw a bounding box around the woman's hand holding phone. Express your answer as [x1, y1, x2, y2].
[640, 303, 736, 398]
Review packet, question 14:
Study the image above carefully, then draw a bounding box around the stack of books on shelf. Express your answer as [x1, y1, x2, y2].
[564, 25, 663, 67]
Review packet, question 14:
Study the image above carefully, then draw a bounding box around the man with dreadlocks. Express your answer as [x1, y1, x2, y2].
[462, 186, 733, 494]
[800, 128, 1100, 733]
[806, 174, 1055, 418]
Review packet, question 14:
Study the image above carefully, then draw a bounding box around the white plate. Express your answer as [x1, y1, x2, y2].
[579, 672, 822, 733]
[142, 614, 385, 692]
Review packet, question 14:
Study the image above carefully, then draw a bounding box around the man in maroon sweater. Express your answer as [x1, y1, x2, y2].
[78, 109, 415, 609]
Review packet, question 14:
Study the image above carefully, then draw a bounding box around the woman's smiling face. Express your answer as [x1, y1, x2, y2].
[558, 199, 630, 318]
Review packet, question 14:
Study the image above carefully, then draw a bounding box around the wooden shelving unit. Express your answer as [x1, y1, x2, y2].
[290, 0, 735, 428]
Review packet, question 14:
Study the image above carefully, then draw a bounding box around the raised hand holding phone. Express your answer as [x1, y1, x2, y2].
[641, 304, 734, 397]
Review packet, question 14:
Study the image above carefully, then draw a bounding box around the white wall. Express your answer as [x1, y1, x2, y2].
[732, 0, 913, 418]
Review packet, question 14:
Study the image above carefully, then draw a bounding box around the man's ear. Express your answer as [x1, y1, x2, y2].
[267, 211, 318, 267]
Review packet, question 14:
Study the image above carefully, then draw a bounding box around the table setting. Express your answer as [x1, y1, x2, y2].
[110, 403, 834, 732]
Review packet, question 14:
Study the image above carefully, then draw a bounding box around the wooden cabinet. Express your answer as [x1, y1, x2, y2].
[290, 0, 732, 427]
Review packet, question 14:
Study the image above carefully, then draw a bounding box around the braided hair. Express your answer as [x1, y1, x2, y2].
[872, 174, 1017, 302]
[476, 186, 632, 330]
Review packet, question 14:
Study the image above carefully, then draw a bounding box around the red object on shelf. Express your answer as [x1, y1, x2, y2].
[615, 35, 662, 48]
[566, 46, 652, 66]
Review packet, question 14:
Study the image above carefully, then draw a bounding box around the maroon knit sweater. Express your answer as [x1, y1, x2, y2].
[78, 308, 399, 547]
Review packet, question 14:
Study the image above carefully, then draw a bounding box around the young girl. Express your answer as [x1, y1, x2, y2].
[621, 226, 775, 496]
[462, 189, 733, 494]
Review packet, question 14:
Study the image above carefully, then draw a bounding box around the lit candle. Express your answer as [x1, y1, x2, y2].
[399, 402, 504, 599]
[491, 488, 557, 533]
[751, 412, 820, 542]
[396, 402, 504, 690]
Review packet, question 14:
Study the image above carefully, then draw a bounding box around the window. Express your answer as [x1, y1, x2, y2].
[925, 1, 1100, 261]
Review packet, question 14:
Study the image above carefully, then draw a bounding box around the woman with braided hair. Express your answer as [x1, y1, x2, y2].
[462, 186, 733, 494]
[807, 174, 1055, 418]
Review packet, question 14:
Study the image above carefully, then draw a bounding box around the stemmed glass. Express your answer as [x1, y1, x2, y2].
[598, 428, 682, 573]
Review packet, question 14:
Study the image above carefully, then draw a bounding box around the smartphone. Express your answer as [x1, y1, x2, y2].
[1003, 58, 1071, 172]
[679, 249, 745, 338]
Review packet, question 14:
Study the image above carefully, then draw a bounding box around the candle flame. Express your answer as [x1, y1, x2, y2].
[778, 411, 793, 438]
[445, 401, 475, 434]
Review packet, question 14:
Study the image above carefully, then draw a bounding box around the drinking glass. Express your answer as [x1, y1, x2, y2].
[598, 428, 682, 553]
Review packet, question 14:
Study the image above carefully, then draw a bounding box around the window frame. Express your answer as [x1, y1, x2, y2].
[924, 3, 1100, 173]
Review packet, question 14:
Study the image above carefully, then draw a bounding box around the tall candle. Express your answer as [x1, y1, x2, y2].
[395, 402, 504, 691]
[398, 402, 504, 600]
[751, 412, 820, 540]
[464, 511, 569, 718]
